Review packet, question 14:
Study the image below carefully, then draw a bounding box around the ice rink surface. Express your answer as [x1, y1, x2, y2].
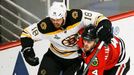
[112, 16, 134, 75]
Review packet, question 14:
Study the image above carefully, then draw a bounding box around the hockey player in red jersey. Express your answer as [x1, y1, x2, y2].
[77, 26, 130, 75]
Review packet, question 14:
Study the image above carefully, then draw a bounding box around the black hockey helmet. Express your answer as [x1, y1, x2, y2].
[82, 26, 98, 42]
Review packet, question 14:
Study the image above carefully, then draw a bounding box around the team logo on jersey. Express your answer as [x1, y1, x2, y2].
[40, 22, 47, 30]
[91, 57, 98, 66]
[72, 11, 78, 19]
[62, 34, 77, 47]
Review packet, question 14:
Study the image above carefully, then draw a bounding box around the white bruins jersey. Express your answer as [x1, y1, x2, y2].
[21, 9, 108, 59]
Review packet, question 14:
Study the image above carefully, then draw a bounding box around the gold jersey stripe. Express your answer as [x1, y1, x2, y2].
[21, 33, 31, 38]
[95, 15, 107, 26]
[46, 22, 80, 35]
[66, 22, 80, 30]
[21, 28, 32, 38]
[46, 30, 63, 35]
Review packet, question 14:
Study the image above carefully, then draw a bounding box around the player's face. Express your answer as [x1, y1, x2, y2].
[83, 40, 96, 52]
[51, 18, 64, 29]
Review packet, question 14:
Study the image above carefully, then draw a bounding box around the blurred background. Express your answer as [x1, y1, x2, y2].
[0, 0, 134, 44]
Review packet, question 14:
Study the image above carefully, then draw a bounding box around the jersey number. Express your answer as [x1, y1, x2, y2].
[84, 12, 92, 20]
[92, 70, 98, 75]
[32, 27, 39, 36]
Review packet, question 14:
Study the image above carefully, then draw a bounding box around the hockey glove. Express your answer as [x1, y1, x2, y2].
[95, 20, 113, 44]
[21, 47, 39, 66]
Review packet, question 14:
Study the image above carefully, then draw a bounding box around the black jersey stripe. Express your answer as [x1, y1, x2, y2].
[118, 38, 126, 63]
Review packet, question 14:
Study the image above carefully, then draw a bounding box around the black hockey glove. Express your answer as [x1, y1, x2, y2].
[21, 47, 39, 66]
[95, 20, 113, 44]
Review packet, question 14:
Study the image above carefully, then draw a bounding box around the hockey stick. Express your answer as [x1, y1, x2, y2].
[82, 41, 104, 75]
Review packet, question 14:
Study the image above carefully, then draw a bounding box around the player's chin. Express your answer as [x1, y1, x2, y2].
[54, 24, 61, 29]
[84, 47, 90, 52]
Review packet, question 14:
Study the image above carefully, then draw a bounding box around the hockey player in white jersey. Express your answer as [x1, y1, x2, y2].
[20, 1, 113, 75]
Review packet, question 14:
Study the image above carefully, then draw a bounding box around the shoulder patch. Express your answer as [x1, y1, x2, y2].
[40, 22, 47, 30]
[37, 19, 48, 34]
[65, 9, 82, 26]
[37, 17, 57, 34]
[72, 11, 79, 19]
[70, 9, 82, 20]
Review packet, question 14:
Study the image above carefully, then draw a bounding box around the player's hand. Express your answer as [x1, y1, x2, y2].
[96, 20, 113, 44]
[21, 47, 39, 66]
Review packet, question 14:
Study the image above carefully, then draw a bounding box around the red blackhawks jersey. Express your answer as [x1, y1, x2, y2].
[77, 36, 127, 75]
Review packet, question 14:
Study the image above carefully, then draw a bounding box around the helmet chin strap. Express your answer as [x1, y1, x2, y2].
[60, 17, 67, 33]
[62, 13, 67, 26]
[95, 38, 99, 43]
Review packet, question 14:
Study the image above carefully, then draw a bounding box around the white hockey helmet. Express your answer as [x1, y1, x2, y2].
[48, 2, 67, 19]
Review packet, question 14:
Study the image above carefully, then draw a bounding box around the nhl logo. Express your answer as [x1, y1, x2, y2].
[54, 35, 60, 39]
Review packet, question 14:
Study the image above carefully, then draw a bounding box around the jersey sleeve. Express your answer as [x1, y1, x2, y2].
[81, 9, 108, 26]
[105, 37, 121, 70]
[20, 23, 44, 41]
